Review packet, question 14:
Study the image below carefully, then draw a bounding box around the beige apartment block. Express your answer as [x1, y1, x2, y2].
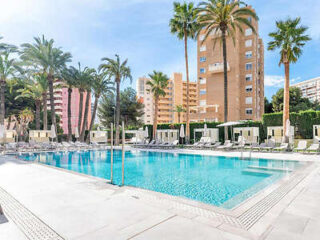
[136, 73, 198, 124]
[291, 77, 320, 102]
[191, 5, 264, 122]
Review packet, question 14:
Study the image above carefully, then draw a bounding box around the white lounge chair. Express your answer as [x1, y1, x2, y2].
[293, 141, 307, 152]
[273, 143, 289, 152]
[307, 144, 319, 153]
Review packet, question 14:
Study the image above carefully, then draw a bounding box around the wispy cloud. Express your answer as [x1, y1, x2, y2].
[265, 75, 301, 87]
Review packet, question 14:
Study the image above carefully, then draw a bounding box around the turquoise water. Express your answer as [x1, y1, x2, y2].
[18, 150, 301, 209]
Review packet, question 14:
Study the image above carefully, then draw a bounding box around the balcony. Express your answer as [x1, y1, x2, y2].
[208, 63, 230, 73]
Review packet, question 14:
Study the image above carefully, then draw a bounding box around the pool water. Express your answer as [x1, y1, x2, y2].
[18, 150, 301, 209]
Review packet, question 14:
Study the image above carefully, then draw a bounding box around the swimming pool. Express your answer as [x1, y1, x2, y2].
[18, 150, 302, 209]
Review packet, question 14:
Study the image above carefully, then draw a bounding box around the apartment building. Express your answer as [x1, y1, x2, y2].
[191, 5, 264, 122]
[136, 73, 198, 124]
[292, 77, 320, 102]
[47, 80, 91, 134]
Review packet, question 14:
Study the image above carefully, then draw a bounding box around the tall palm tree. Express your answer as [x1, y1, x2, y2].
[170, 1, 199, 143]
[147, 71, 169, 139]
[89, 70, 114, 132]
[196, 0, 258, 139]
[174, 105, 186, 123]
[99, 55, 132, 145]
[61, 67, 77, 141]
[268, 17, 310, 142]
[20, 35, 72, 133]
[0, 49, 18, 125]
[35, 73, 49, 130]
[16, 80, 44, 130]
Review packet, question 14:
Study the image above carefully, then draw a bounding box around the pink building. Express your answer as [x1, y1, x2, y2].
[49, 80, 91, 135]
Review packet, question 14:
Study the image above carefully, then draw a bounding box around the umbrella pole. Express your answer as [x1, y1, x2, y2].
[110, 123, 114, 184]
[121, 121, 125, 186]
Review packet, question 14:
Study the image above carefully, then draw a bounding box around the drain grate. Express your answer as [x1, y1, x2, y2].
[0, 187, 64, 240]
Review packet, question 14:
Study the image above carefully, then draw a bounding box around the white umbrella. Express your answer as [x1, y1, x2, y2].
[97, 126, 101, 131]
[180, 125, 185, 138]
[74, 127, 79, 139]
[0, 124, 5, 142]
[144, 126, 149, 138]
[285, 119, 290, 138]
[204, 123, 208, 137]
[50, 124, 56, 139]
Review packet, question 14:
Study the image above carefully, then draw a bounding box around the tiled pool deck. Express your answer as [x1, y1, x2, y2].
[0, 149, 319, 240]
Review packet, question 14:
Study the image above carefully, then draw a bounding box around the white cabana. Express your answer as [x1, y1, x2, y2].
[125, 129, 145, 144]
[313, 125, 320, 143]
[267, 126, 294, 144]
[90, 130, 108, 144]
[156, 129, 179, 143]
[29, 130, 51, 143]
[193, 128, 219, 143]
[233, 127, 259, 144]
[0, 130, 17, 143]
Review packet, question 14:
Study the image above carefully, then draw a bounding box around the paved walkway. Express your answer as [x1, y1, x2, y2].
[0, 154, 319, 240]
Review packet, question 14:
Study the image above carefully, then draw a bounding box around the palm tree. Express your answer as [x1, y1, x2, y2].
[196, 0, 258, 139]
[16, 80, 44, 130]
[147, 71, 169, 139]
[170, 2, 199, 143]
[89, 70, 114, 132]
[0, 49, 18, 125]
[61, 67, 77, 141]
[20, 36, 72, 133]
[174, 105, 186, 123]
[268, 17, 310, 142]
[99, 55, 132, 145]
[35, 73, 49, 130]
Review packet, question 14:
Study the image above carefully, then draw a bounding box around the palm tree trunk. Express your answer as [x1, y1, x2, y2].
[115, 80, 121, 145]
[222, 29, 229, 140]
[35, 100, 41, 130]
[67, 87, 72, 141]
[283, 62, 290, 143]
[184, 27, 190, 144]
[0, 79, 5, 125]
[42, 92, 47, 130]
[48, 74, 57, 133]
[78, 89, 84, 134]
[81, 90, 91, 142]
[153, 97, 159, 139]
[178, 112, 181, 123]
[89, 94, 99, 131]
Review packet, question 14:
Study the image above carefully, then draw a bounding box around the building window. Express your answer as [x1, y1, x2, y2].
[200, 68, 206, 73]
[246, 85, 253, 92]
[199, 78, 206, 84]
[245, 40, 252, 47]
[246, 74, 252, 81]
[246, 108, 253, 115]
[247, 17, 252, 23]
[246, 63, 253, 71]
[199, 35, 205, 41]
[245, 28, 252, 36]
[200, 100, 206, 106]
[200, 89, 206, 95]
[200, 45, 206, 52]
[246, 97, 253, 104]
[245, 51, 252, 59]
[200, 57, 206, 62]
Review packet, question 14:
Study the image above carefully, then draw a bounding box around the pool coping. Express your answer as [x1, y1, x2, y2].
[7, 148, 319, 238]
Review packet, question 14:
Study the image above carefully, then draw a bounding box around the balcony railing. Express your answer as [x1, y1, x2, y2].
[208, 63, 230, 73]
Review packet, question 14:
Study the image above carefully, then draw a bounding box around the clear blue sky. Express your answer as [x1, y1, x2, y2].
[1, 0, 319, 100]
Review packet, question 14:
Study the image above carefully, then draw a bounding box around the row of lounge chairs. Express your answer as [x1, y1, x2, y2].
[133, 140, 179, 149]
[1, 141, 108, 153]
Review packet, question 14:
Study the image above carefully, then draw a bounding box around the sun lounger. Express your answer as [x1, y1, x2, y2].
[216, 141, 233, 150]
[260, 140, 276, 152]
[273, 143, 289, 152]
[293, 141, 307, 152]
[244, 142, 259, 150]
[306, 144, 319, 153]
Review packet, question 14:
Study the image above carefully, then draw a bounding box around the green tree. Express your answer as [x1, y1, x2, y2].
[146, 71, 169, 139]
[174, 105, 186, 123]
[20, 35, 72, 133]
[170, 1, 199, 143]
[264, 97, 273, 114]
[98, 88, 143, 128]
[0, 48, 18, 124]
[89, 70, 114, 132]
[196, 0, 258, 139]
[268, 17, 311, 142]
[271, 87, 313, 113]
[99, 55, 132, 145]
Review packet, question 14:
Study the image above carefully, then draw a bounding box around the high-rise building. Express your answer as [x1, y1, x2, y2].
[137, 73, 198, 124]
[291, 77, 320, 103]
[191, 5, 264, 122]
[47, 80, 91, 134]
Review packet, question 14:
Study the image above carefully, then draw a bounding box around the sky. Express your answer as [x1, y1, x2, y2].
[0, 0, 319, 100]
